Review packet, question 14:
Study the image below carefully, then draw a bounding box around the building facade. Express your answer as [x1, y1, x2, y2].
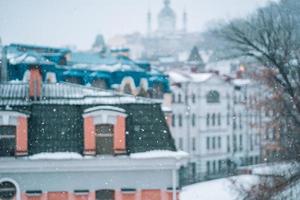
[168, 71, 262, 184]
[0, 66, 187, 200]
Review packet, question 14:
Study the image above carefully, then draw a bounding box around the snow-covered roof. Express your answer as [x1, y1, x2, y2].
[130, 150, 188, 160]
[8, 52, 53, 65]
[0, 82, 158, 106]
[168, 71, 213, 83]
[232, 79, 252, 86]
[180, 175, 260, 200]
[240, 161, 300, 179]
[29, 152, 84, 160]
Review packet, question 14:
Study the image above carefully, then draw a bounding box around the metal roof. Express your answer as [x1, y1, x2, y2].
[0, 82, 159, 106]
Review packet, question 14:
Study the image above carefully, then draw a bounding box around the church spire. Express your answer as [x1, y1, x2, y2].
[183, 8, 187, 33]
[147, 9, 152, 37]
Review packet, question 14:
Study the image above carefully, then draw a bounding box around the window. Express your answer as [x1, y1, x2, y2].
[192, 93, 196, 103]
[192, 114, 196, 127]
[227, 113, 230, 125]
[179, 138, 183, 150]
[227, 135, 230, 153]
[91, 79, 108, 89]
[178, 94, 182, 103]
[172, 114, 175, 127]
[217, 113, 221, 126]
[0, 181, 16, 200]
[96, 190, 115, 200]
[239, 113, 242, 129]
[152, 82, 164, 99]
[178, 114, 182, 127]
[192, 137, 196, 151]
[233, 113, 236, 130]
[206, 90, 220, 103]
[206, 137, 210, 150]
[0, 126, 16, 156]
[212, 113, 216, 126]
[218, 160, 222, 172]
[206, 113, 210, 127]
[206, 161, 210, 174]
[239, 134, 243, 151]
[64, 76, 83, 84]
[95, 124, 114, 155]
[250, 135, 254, 151]
[233, 134, 237, 152]
[212, 137, 216, 149]
[172, 93, 175, 103]
[123, 83, 132, 94]
[212, 161, 216, 174]
[218, 136, 221, 149]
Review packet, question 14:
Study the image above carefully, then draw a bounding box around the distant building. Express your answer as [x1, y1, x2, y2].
[168, 70, 263, 184]
[107, 0, 202, 64]
[2, 43, 171, 101]
[0, 65, 187, 200]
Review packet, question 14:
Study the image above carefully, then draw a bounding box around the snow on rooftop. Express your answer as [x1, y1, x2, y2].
[130, 150, 188, 160]
[168, 71, 189, 83]
[180, 175, 259, 200]
[232, 79, 252, 86]
[28, 152, 84, 160]
[189, 73, 212, 82]
[244, 161, 300, 178]
[168, 71, 213, 83]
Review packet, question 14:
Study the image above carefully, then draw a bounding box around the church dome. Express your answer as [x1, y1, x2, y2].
[157, 0, 176, 34]
[158, 0, 176, 19]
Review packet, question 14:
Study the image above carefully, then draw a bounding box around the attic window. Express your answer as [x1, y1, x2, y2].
[82, 106, 127, 156]
[91, 79, 108, 89]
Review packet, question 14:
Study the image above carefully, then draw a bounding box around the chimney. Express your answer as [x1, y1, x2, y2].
[1, 46, 7, 82]
[29, 65, 42, 100]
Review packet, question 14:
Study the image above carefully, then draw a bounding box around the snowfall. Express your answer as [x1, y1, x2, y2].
[180, 175, 260, 200]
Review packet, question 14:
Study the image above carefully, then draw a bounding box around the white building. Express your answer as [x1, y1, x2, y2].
[168, 70, 262, 183]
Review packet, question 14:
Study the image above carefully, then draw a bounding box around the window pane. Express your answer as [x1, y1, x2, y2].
[95, 124, 114, 155]
[0, 126, 16, 156]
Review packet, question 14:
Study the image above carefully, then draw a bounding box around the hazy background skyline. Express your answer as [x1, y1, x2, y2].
[0, 0, 273, 50]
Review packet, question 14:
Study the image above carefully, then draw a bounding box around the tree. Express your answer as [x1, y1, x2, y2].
[212, 0, 300, 161]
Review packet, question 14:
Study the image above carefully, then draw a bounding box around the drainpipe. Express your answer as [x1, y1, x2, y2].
[172, 168, 177, 200]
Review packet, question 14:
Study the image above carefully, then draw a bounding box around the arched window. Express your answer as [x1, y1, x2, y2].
[0, 181, 16, 200]
[123, 83, 133, 94]
[206, 90, 220, 103]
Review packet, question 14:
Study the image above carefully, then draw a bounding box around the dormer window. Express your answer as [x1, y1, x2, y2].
[0, 126, 16, 156]
[82, 106, 127, 156]
[0, 111, 29, 157]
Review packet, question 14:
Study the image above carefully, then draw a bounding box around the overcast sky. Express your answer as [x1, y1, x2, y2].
[0, 0, 273, 50]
